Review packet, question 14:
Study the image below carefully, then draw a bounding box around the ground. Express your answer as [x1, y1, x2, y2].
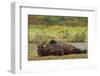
[28, 54, 87, 60]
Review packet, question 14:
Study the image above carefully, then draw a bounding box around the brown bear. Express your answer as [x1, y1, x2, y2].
[37, 40, 81, 56]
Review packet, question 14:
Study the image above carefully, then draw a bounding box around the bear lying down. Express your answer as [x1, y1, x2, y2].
[37, 40, 82, 56]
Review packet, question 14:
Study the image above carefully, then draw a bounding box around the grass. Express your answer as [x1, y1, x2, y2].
[28, 54, 88, 60]
[28, 25, 87, 44]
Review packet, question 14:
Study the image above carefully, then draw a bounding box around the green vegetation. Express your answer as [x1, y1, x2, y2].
[28, 25, 87, 44]
[28, 15, 88, 26]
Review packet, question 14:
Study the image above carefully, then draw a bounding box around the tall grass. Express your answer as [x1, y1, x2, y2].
[28, 25, 87, 44]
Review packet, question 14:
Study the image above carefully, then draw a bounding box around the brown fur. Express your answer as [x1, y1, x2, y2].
[37, 40, 81, 56]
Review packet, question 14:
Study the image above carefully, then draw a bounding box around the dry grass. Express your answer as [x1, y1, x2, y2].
[28, 54, 88, 61]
